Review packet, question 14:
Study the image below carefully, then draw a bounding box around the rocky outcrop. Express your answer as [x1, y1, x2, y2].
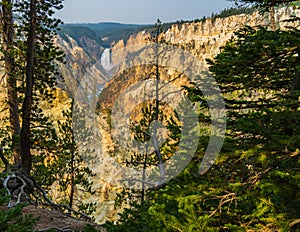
[55, 34, 107, 96]
[108, 7, 299, 67]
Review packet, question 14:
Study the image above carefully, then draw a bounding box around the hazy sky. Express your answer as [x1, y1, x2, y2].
[55, 0, 236, 24]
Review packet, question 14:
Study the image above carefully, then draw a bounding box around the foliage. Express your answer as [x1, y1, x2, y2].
[81, 224, 101, 232]
[0, 0, 99, 230]
[231, 0, 296, 10]
[0, 0, 65, 170]
[211, 6, 256, 19]
[0, 0, 96, 226]
[15, 0, 65, 174]
[32, 101, 97, 216]
[55, 103, 96, 215]
[0, 188, 37, 232]
[0, 0, 77, 205]
[206, 25, 300, 152]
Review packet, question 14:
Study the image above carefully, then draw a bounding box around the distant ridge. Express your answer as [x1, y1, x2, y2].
[59, 22, 151, 47]
[67, 22, 151, 31]
[58, 6, 256, 48]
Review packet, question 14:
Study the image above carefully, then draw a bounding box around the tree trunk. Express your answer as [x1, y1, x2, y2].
[69, 151, 75, 210]
[269, 5, 276, 31]
[291, 59, 300, 111]
[153, 20, 165, 184]
[20, 0, 37, 175]
[1, 0, 21, 165]
[141, 146, 148, 203]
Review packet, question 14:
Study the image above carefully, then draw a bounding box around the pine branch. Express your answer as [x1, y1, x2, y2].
[21, 170, 93, 221]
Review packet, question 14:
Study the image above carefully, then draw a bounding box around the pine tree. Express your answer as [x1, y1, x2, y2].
[55, 102, 96, 216]
[0, 0, 65, 209]
[0, 0, 21, 165]
[0, 0, 64, 173]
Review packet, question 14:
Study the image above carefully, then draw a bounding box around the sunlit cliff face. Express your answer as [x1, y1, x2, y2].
[57, 6, 299, 97]
[52, 6, 299, 224]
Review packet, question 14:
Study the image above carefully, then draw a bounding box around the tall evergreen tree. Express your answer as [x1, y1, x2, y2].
[0, 0, 65, 211]
[0, 0, 64, 174]
[55, 102, 96, 215]
[1, 0, 21, 165]
[20, 0, 37, 175]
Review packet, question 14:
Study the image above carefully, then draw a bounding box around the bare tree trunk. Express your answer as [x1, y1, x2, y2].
[270, 5, 276, 31]
[1, 0, 21, 165]
[69, 151, 75, 210]
[20, 0, 37, 175]
[141, 146, 148, 203]
[0, 147, 9, 171]
[153, 20, 165, 184]
[291, 59, 300, 111]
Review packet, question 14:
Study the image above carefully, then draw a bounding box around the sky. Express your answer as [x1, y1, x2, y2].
[54, 0, 236, 24]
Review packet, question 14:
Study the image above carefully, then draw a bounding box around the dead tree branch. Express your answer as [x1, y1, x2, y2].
[3, 173, 28, 207]
[290, 218, 300, 228]
[1, 169, 92, 221]
[209, 192, 236, 218]
[0, 147, 9, 171]
[35, 227, 72, 232]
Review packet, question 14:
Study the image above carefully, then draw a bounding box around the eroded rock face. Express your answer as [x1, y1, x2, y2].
[55, 34, 107, 96]
[55, 7, 299, 224]
[58, 6, 299, 97]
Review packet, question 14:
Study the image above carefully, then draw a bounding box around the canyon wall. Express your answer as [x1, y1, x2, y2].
[57, 6, 299, 98]
[92, 7, 300, 224]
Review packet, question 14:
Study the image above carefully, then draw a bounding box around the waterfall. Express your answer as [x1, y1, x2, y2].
[101, 48, 112, 71]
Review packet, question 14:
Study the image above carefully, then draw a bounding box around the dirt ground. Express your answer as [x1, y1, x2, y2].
[1, 205, 106, 232]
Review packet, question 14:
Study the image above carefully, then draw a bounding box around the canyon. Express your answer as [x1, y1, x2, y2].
[0, 6, 298, 225]
[54, 6, 300, 224]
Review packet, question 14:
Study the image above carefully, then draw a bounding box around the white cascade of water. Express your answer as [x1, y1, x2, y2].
[100, 48, 112, 71]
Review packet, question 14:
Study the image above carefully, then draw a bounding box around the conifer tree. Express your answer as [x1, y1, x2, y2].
[0, 0, 21, 165]
[0, 0, 64, 174]
[55, 102, 96, 215]
[0, 0, 65, 209]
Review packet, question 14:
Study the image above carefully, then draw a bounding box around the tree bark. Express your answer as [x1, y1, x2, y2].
[291, 58, 300, 111]
[269, 5, 276, 31]
[69, 151, 75, 210]
[0, 147, 9, 171]
[153, 20, 165, 184]
[20, 0, 37, 175]
[1, 0, 21, 165]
